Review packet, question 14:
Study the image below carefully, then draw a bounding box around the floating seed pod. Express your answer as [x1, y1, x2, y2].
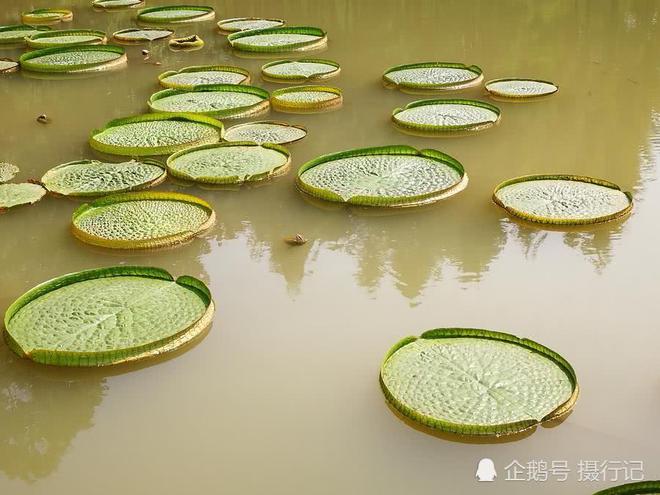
[283, 233, 307, 246]
[26, 29, 108, 48]
[271, 85, 341, 113]
[228, 26, 327, 53]
[392, 99, 500, 135]
[168, 34, 204, 50]
[380, 328, 579, 436]
[71, 191, 215, 249]
[41, 159, 166, 197]
[0, 25, 52, 45]
[0, 59, 19, 74]
[493, 175, 633, 225]
[19, 45, 127, 73]
[217, 17, 285, 35]
[158, 65, 250, 89]
[89, 113, 224, 156]
[0, 183, 47, 210]
[224, 121, 306, 145]
[383, 62, 483, 93]
[92, 0, 145, 9]
[137, 5, 215, 24]
[3, 266, 214, 366]
[297, 145, 467, 207]
[0, 163, 19, 183]
[112, 28, 173, 43]
[21, 9, 73, 25]
[261, 59, 340, 83]
[148, 84, 269, 119]
[593, 481, 660, 495]
[167, 141, 290, 184]
[485, 78, 559, 99]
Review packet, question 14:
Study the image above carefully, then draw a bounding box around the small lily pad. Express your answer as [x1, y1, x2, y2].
[383, 62, 483, 92]
[217, 17, 285, 35]
[0, 163, 20, 183]
[0, 59, 19, 74]
[26, 29, 107, 48]
[169, 34, 204, 50]
[593, 481, 660, 495]
[271, 85, 342, 113]
[0, 25, 52, 45]
[224, 121, 307, 145]
[41, 159, 166, 196]
[158, 65, 250, 89]
[493, 175, 633, 225]
[380, 328, 579, 436]
[228, 26, 327, 53]
[21, 9, 73, 25]
[72, 191, 215, 249]
[485, 78, 559, 99]
[148, 84, 269, 119]
[3, 266, 214, 366]
[392, 99, 501, 134]
[167, 142, 290, 184]
[92, 0, 145, 9]
[137, 5, 215, 24]
[261, 59, 340, 83]
[113, 28, 173, 43]
[19, 45, 127, 73]
[297, 145, 467, 207]
[0, 183, 47, 210]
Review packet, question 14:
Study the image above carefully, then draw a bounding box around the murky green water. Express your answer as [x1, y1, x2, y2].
[1, 1, 659, 493]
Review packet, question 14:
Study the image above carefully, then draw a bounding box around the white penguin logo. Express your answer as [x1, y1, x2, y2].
[476, 458, 497, 482]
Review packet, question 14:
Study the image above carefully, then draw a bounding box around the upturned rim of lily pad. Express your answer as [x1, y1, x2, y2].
[19, 44, 127, 73]
[3, 265, 215, 366]
[270, 85, 342, 113]
[71, 191, 216, 249]
[136, 5, 216, 24]
[224, 120, 308, 145]
[112, 27, 174, 43]
[380, 328, 580, 437]
[296, 144, 468, 208]
[492, 174, 634, 225]
[261, 58, 340, 83]
[227, 26, 327, 53]
[593, 481, 660, 495]
[92, 0, 145, 10]
[383, 62, 484, 92]
[392, 98, 501, 134]
[484, 78, 559, 99]
[21, 9, 74, 25]
[0, 24, 52, 45]
[217, 16, 285, 35]
[26, 29, 108, 48]
[158, 65, 251, 88]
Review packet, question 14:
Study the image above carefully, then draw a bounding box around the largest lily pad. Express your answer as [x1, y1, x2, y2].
[19, 45, 127, 73]
[148, 84, 270, 119]
[297, 145, 467, 207]
[392, 99, 501, 135]
[26, 29, 107, 48]
[493, 175, 633, 225]
[380, 328, 579, 436]
[89, 113, 224, 156]
[0, 25, 52, 45]
[21, 9, 73, 25]
[3, 266, 214, 366]
[41, 159, 166, 197]
[137, 5, 215, 24]
[0, 183, 47, 210]
[594, 481, 660, 495]
[72, 191, 215, 249]
[158, 65, 250, 89]
[227, 26, 327, 53]
[383, 62, 483, 92]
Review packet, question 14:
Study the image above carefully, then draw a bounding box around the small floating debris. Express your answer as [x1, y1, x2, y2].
[383, 62, 483, 93]
[261, 59, 340, 83]
[113, 28, 173, 43]
[217, 17, 285, 35]
[169, 34, 204, 50]
[0, 183, 47, 211]
[137, 5, 216, 24]
[158, 65, 250, 89]
[0, 163, 19, 183]
[36, 114, 50, 124]
[392, 99, 501, 135]
[224, 121, 307, 145]
[20, 45, 127, 74]
[271, 85, 342, 113]
[485, 78, 559, 99]
[284, 234, 307, 246]
[228, 26, 327, 53]
[26, 29, 107, 48]
[21, 9, 73, 25]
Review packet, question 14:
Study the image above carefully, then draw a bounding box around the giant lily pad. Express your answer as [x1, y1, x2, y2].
[89, 113, 223, 156]
[380, 328, 579, 436]
[92, 0, 145, 9]
[3, 266, 214, 366]
[137, 5, 215, 24]
[0, 183, 47, 210]
[217, 17, 285, 35]
[0, 25, 52, 45]
[41, 159, 166, 197]
[224, 121, 307, 145]
[148, 84, 269, 119]
[158, 65, 250, 89]
[0, 163, 19, 183]
[72, 191, 215, 249]
[261, 59, 340, 83]
[227, 26, 327, 53]
[296, 145, 467, 207]
[113, 28, 173, 43]
[271, 85, 342, 113]
[383, 62, 483, 93]
[593, 481, 660, 495]
[26, 29, 107, 48]
[485, 78, 559, 99]
[19, 45, 127, 73]
[392, 99, 500, 135]
[21, 9, 73, 25]
[493, 175, 633, 225]
[167, 142, 290, 184]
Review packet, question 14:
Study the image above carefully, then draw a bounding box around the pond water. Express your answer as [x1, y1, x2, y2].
[1, 0, 659, 493]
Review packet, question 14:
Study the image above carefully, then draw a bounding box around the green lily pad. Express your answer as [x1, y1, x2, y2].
[0, 25, 52, 45]
[158, 65, 250, 89]
[217, 17, 285, 35]
[0, 183, 47, 210]
[167, 142, 290, 184]
[593, 481, 660, 495]
[113, 28, 173, 43]
[148, 84, 269, 119]
[137, 5, 215, 24]
[89, 113, 223, 156]
[485, 78, 559, 99]
[296, 145, 467, 207]
[383, 62, 483, 92]
[21, 9, 73, 25]
[493, 175, 633, 225]
[92, 0, 145, 9]
[72, 191, 215, 249]
[224, 121, 307, 145]
[41, 159, 166, 197]
[26, 29, 107, 48]
[227, 26, 327, 53]
[0, 59, 19, 74]
[380, 328, 579, 436]
[0, 163, 19, 183]
[261, 59, 340, 83]
[168, 34, 204, 50]
[3, 266, 214, 366]
[19, 45, 127, 73]
[392, 99, 501, 134]
[271, 85, 342, 113]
